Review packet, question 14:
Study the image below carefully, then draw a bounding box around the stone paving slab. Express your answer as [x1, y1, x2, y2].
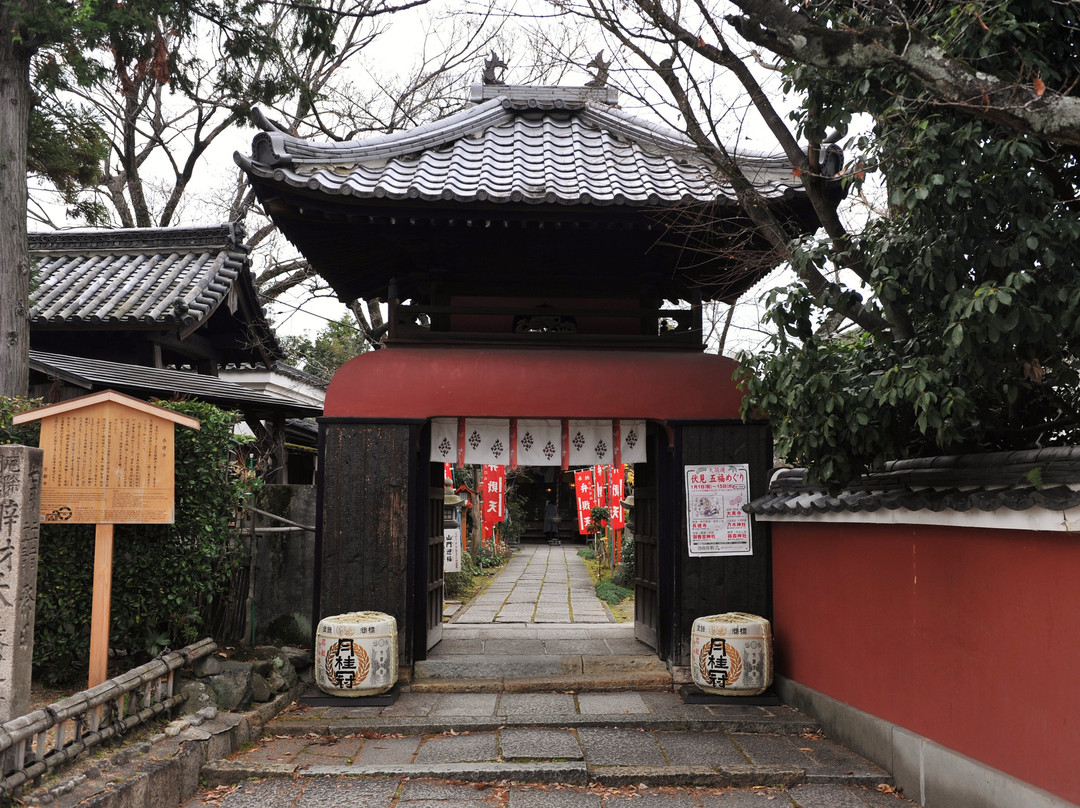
[186, 778, 917, 808]
[576, 727, 667, 766]
[269, 691, 822, 736]
[501, 728, 584, 760]
[414, 731, 500, 763]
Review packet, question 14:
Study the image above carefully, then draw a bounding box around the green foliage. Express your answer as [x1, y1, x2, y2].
[444, 552, 479, 599]
[27, 102, 109, 224]
[0, 397, 41, 445]
[0, 397, 257, 685]
[613, 530, 635, 589]
[739, 2, 1080, 486]
[577, 546, 596, 560]
[586, 505, 610, 534]
[595, 580, 632, 605]
[280, 314, 367, 383]
[14, 0, 345, 227]
[497, 477, 528, 546]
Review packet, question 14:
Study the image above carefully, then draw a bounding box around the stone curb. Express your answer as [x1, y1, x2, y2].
[266, 713, 820, 737]
[203, 760, 591, 787]
[587, 764, 806, 788]
[198, 760, 819, 789]
[20, 680, 307, 808]
[409, 672, 673, 693]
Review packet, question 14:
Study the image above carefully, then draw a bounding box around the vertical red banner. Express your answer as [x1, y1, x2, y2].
[593, 464, 608, 510]
[610, 465, 626, 529]
[593, 464, 611, 530]
[574, 469, 595, 534]
[481, 464, 505, 523]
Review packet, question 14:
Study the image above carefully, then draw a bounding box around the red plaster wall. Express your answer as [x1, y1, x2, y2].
[772, 521, 1080, 804]
[325, 346, 744, 420]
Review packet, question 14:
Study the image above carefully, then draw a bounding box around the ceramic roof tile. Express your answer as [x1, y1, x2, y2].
[235, 87, 807, 207]
[30, 350, 320, 418]
[744, 448, 1080, 517]
[29, 223, 265, 333]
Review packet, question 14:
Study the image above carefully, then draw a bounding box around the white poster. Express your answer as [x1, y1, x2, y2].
[443, 526, 461, 573]
[685, 464, 752, 557]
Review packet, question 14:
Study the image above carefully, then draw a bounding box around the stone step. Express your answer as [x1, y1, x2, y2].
[200, 724, 891, 790]
[268, 696, 820, 738]
[412, 653, 672, 693]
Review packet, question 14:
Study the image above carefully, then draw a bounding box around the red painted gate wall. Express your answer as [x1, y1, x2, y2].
[324, 346, 744, 419]
[772, 521, 1080, 804]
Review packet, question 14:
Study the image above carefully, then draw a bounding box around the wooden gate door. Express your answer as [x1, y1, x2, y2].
[634, 424, 661, 650]
[425, 463, 444, 650]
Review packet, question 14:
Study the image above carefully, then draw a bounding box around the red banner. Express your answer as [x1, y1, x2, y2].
[481, 464, 505, 523]
[610, 465, 626, 529]
[593, 464, 607, 509]
[575, 468, 595, 534]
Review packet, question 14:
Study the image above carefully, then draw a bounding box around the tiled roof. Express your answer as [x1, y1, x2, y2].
[235, 85, 805, 207]
[29, 223, 274, 343]
[745, 448, 1080, 517]
[29, 351, 321, 419]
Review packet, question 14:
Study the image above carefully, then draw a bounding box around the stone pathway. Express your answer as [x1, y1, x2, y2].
[454, 544, 611, 624]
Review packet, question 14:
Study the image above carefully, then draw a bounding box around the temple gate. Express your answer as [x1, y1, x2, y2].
[236, 80, 836, 669]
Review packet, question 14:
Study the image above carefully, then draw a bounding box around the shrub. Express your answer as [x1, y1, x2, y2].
[595, 580, 633, 605]
[613, 530, 635, 589]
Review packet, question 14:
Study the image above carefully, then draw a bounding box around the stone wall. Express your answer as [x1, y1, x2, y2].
[247, 485, 317, 646]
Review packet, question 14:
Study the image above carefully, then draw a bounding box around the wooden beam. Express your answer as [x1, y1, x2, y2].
[89, 524, 114, 688]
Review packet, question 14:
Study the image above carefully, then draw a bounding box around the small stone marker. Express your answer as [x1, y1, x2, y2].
[0, 445, 44, 723]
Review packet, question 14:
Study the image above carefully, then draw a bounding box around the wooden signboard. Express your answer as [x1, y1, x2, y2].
[14, 391, 200, 686]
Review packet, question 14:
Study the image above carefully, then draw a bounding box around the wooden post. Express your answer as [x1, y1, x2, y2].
[88, 524, 115, 688]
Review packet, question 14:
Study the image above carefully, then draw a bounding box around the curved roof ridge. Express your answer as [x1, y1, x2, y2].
[579, 104, 698, 155]
[29, 221, 243, 254]
[248, 99, 515, 168]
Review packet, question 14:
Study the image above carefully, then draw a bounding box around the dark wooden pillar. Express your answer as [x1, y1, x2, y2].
[668, 421, 773, 666]
[315, 420, 422, 667]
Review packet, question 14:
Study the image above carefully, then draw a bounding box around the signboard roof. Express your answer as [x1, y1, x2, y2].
[13, 389, 201, 430]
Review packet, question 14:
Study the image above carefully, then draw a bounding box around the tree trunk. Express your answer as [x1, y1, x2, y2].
[0, 8, 31, 397]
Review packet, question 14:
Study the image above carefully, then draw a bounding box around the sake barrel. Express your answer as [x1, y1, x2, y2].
[315, 611, 398, 696]
[690, 612, 773, 696]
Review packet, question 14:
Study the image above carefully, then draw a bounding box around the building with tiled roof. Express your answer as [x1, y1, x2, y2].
[28, 222, 320, 483]
[236, 83, 835, 343]
[29, 222, 280, 372]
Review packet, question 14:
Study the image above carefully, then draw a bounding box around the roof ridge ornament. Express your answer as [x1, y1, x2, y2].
[584, 51, 610, 88]
[482, 51, 507, 86]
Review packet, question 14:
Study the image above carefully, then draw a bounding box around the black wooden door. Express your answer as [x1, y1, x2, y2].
[671, 422, 773, 666]
[634, 424, 660, 650]
[425, 463, 444, 650]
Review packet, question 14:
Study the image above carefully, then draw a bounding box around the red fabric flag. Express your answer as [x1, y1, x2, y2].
[481, 464, 505, 523]
[593, 464, 608, 509]
[574, 468, 595, 534]
[610, 465, 626, 529]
